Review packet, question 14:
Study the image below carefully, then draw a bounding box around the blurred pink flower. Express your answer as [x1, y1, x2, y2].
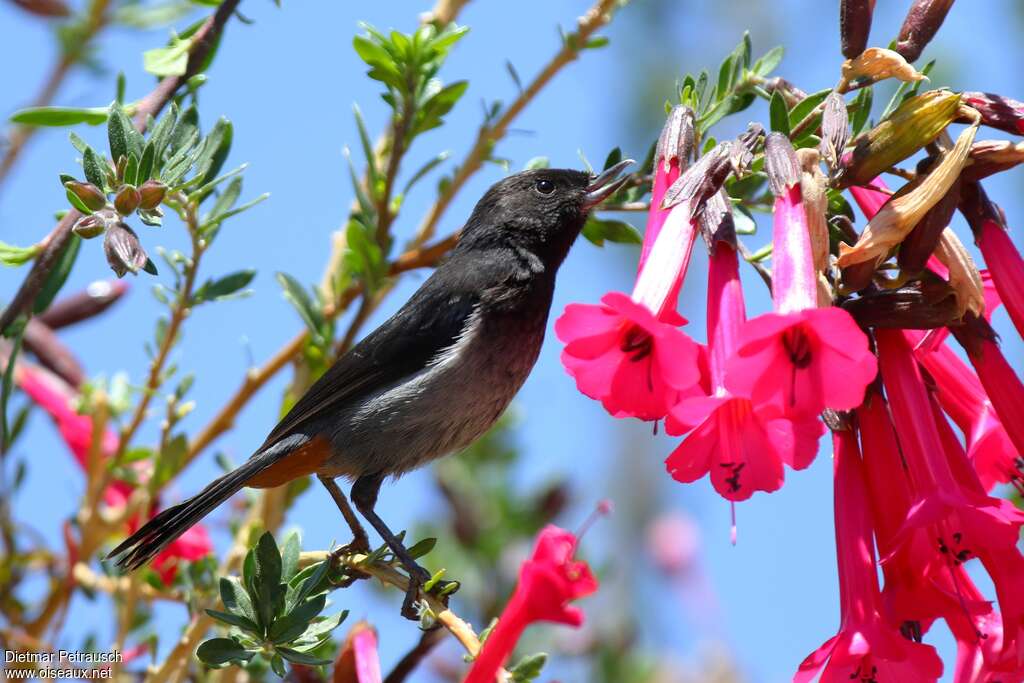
[646, 512, 699, 576]
[463, 525, 598, 683]
[977, 217, 1024, 340]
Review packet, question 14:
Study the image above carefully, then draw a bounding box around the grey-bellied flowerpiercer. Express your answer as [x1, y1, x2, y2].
[107, 159, 633, 617]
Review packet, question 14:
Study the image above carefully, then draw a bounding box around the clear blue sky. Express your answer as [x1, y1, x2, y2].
[2, 1, 1022, 681]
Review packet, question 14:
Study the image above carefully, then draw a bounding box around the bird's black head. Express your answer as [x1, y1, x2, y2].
[456, 160, 632, 267]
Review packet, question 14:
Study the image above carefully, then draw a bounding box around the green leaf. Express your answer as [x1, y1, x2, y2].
[769, 89, 790, 135]
[581, 217, 642, 247]
[191, 269, 255, 304]
[68, 131, 89, 153]
[275, 647, 331, 667]
[82, 147, 108, 190]
[1, 329, 24, 451]
[194, 117, 233, 185]
[286, 560, 330, 613]
[281, 532, 301, 583]
[352, 104, 379, 190]
[196, 638, 256, 667]
[407, 537, 436, 559]
[343, 220, 385, 290]
[107, 103, 137, 163]
[602, 147, 622, 171]
[270, 654, 287, 677]
[276, 273, 325, 341]
[253, 532, 282, 629]
[403, 151, 450, 194]
[148, 102, 178, 165]
[123, 153, 139, 187]
[715, 54, 736, 100]
[11, 106, 109, 126]
[143, 34, 191, 77]
[510, 653, 548, 682]
[522, 156, 549, 171]
[33, 235, 80, 314]
[0, 241, 41, 267]
[205, 608, 260, 635]
[168, 105, 199, 155]
[788, 88, 832, 129]
[138, 141, 156, 182]
[269, 594, 326, 644]
[850, 86, 873, 138]
[296, 610, 348, 645]
[753, 45, 784, 77]
[205, 176, 243, 223]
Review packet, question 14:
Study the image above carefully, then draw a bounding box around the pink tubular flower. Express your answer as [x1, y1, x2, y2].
[16, 363, 212, 583]
[954, 333, 1024, 465]
[795, 429, 944, 683]
[876, 330, 1024, 666]
[976, 217, 1024, 340]
[905, 329, 1022, 492]
[464, 525, 597, 683]
[556, 111, 703, 421]
[727, 135, 876, 415]
[332, 621, 382, 683]
[665, 243, 825, 501]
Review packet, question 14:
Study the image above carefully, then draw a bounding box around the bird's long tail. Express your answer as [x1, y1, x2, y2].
[106, 442, 291, 571]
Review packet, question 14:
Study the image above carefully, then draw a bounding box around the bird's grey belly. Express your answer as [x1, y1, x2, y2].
[320, 320, 544, 479]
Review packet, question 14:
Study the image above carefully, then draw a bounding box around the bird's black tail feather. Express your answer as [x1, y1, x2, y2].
[106, 448, 279, 571]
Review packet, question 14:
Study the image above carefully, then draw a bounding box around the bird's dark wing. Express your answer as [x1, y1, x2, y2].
[260, 276, 480, 447]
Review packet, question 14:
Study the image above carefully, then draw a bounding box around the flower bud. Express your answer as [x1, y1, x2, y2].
[843, 90, 962, 188]
[64, 180, 107, 212]
[840, 0, 875, 59]
[961, 91, 1024, 136]
[103, 223, 148, 277]
[657, 106, 695, 173]
[72, 213, 105, 239]
[114, 184, 141, 216]
[137, 179, 167, 210]
[819, 92, 850, 177]
[896, 0, 955, 63]
[115, 155, 127, 183]
[37, 279, 129, 329]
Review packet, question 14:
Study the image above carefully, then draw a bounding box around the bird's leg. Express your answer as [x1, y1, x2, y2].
[351, 473, 459, 620]
[318, 475, 370, 559]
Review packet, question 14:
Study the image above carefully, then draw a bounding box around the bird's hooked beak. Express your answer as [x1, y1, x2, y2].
[583, 159, 634, 210]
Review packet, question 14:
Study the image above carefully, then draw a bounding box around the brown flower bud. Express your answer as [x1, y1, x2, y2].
[960, 92, 1024, 136]
[64, 180, 107, 212]
[961, 139, 1024, 182]
[843, 90, 962, 188]
[662, 141, 734, 214]
[114, 184, 141, 216]
[896, 0, 956, 63]
[897, 175, 961, 274]
[103, 223, 148, 277]
[762, 78, 807, 108]
[840, 0, 875, 59]
[657, 106, 696, 173]
[72, 213, 105, 239]
[137, 179, 167, 210]
[764, 132, 800, 196]
[11, 0, 70, 16]
[842, 272, 960, 329]
[958, 181, 1005, 240]
[819, 92, 850, 177]
[37, 280, 129, 330]
[23, 319, 85, 388]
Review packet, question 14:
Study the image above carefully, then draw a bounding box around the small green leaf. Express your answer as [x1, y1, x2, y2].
[275, 647, 331, 667]
[11, 106, 109, 126]
[107, 102, 135, 164]
[191, 269, 256, 304]
[788, 88, 832, 129]
[281, 532, 301, 583]
[83, 147, 108, 190]
[581, 217, 642, 247]
[168, 105, 199, 155]
[850, 86, 874, 137]
[510, 653, 548, 682]
[138, 141, 156, 182]
[522, 156, 549, 171]
[0, 241, 41, 267]
[403, 151, 450, 194]
[769, 89, 790, 135]
[270, 654, 286, 677]
[269, 594, 326, 644]
[194, 117, 233, 185]
[143, 35, 191, 77]
[196, 637, 256, 667]
[277, 273, 325, 342]
[753, 45, 784, 77]
[296, 610, 348, 645]
[205, 608, 260, 635]
[65, 189, 93, 214]
[407, 537, 436, 560]
[253, 532, 283, 629]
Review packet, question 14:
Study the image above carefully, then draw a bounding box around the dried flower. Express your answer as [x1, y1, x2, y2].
[896, 0, 956, 63]
[839, 47, 928, 91]
[896, 174, 960, 274]
[932, 228, 984, 317]
[818, 92, 850, 176]
[843, 90, 961, 188]
[961, 91, 1024, 136]
[103, 222, 149, 277]
[839, 121, 976, 267]
[72, 213, 106, 239]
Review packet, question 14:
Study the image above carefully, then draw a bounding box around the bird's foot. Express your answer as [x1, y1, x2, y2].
[398, 565, 461, 622]
[328, 537, 372, 587]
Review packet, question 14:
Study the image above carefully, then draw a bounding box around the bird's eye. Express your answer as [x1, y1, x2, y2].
[534, 178, 555, 195]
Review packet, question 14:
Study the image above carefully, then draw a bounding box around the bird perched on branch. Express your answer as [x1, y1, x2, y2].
[108, 160, 633, 618]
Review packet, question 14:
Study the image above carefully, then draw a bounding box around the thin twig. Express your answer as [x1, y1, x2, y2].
[0, 0, 241, 336]
[383, 628, 447, 683]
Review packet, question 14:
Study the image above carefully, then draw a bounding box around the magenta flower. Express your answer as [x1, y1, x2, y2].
[665, 243, 825, 501]
[795, 428, 944, 683]
[557, 291, 702, 420]
[955, 334, 1024, 473]
[333, 621, 382, 683]
[727, 135, 876, 416]
[976, 216, 1024, 340]
[463, 525, 597, 683]
[556, 115, 703, 422]
[906, 329, 1022, 493]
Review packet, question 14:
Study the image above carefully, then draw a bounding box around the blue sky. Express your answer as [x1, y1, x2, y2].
[2, 1, 1023, 681]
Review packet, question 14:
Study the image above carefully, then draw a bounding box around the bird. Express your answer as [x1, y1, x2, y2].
[107, 159, 633, 617]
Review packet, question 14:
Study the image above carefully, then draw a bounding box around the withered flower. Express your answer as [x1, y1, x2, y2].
[103, 223, 150, 277]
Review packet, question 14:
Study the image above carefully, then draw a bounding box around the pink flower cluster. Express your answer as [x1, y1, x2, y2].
[558, 123, 875, 501]
[559, 106, 1024, 681]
